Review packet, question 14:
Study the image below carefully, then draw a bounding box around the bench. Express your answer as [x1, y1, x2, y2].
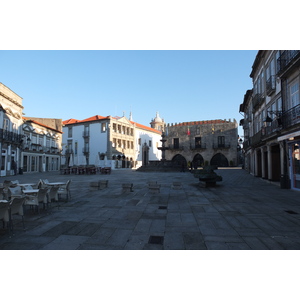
[172, 182, 182, 190]
[148, 182, 161, 193]
[90, 180, 109, 190]
[122, 183, 134, 192]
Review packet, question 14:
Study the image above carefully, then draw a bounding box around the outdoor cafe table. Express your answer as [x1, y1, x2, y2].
[22, 189, 39, 194]
[17, 183, 35, 187]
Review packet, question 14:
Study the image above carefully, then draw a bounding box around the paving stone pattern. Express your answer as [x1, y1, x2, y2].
[1, 168, 300, 250]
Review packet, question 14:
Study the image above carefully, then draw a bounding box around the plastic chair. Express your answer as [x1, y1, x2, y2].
[48, 186, 60, 209]
[9, 197, 26, 233]
[58, 180, 72, 202]
[0, 201, 10, 235]
[24, 188, 49, 213]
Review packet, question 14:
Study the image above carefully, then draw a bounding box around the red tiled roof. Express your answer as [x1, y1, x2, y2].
[63, 115, 109, 125]
[63, 118, 80, 125]
[131, 121, 161, 134]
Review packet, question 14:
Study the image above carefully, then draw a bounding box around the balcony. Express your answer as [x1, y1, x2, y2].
[251, 130, 262, 146]
[282, 104, 300, 129]
[0, 129, 23, 144]
[212, 143, 230, 149]
[277, 50, 300, 75]
[168, 144, 184, 151]
[252, 93, 265, 111]
[190, 143, 206, 150]
[82, 146, 89, 154]
[243, 139, 251, 149]
[266, 75, 276, 96]
[82, 131, 90, 138]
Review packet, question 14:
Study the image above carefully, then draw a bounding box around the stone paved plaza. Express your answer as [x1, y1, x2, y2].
[1, 167, 300, 250]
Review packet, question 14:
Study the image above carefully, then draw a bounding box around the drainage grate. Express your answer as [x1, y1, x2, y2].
[285, 210, 298, 215]
[148, 235, 164, 245]
[158, 205, 167, 210]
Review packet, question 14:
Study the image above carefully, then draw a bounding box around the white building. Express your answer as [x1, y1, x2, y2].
[62, 114, 162, 169]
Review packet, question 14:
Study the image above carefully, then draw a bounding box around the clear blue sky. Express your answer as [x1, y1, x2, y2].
[0, 50, 257, 136]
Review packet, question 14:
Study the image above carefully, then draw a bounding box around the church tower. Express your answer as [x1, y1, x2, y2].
[150, 112, 165, 132]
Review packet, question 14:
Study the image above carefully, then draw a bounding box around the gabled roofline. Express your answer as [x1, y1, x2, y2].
[23, 117, 63, 134]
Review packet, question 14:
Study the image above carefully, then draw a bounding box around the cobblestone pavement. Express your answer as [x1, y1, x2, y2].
[1, 167, 300, 250]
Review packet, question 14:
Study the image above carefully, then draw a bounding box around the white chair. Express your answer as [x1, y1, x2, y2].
[24, 188, 49, 213]
[8, 186, 24, 200]
[9, 197, 26, 233]
[0, 201, 10, 235]
[48, 186, 60, 208]
[58, 180, 72, 202]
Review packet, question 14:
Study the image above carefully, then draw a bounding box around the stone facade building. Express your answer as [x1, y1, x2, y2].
[0, 82, 63, 176]
[164, 119, 238, 168]
[239, 50, 300, 191]
[0, 82, 24, 176]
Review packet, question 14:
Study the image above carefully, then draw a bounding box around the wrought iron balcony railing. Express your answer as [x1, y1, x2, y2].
[82, 131, 90, 138]
[190, 143, 206, 150]
[212, 143, 230, 149]
[82, 146, 89, 154]
[277, 50, 300, 74]
[0, 129, 23, 144]
[281, 104, 300, 129]
[168, 144, 184, 151]
[252, 93, 265, 111]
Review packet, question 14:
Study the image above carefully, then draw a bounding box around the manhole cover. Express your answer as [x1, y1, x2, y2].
[148, 235, 164, 245]
[158, 205, 167, 210]
[285, 210, 298, 215]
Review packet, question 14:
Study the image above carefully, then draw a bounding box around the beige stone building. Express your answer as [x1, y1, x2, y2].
[0, 83, 24, 176]
[164, 119, 238, 168]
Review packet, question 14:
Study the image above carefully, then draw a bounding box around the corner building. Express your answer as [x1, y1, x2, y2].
[240, 50, 300, 190]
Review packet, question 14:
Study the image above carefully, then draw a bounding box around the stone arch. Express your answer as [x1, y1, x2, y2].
[192, 154, 204, 168]
[210, 153, 229, 167]
[172, 154, 187, 168]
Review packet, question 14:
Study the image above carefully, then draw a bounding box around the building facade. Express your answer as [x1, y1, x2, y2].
[21, 117, 63, 173]
[240, 50, 300, 191]
[62, 114, 162, 169]
[0, 83, 24, 176]
[164, 119, 238, 168]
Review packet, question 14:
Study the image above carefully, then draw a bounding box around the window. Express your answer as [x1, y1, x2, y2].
[290, 81, 299, 109]
[196, 127, 200, 135]
[218, 136, 225, 147]
[101, 123, 106, 132]
[75, 141, 78, 155]
[3, 118, 9, 131]
[68, 127, 72, 138]
[173, 138, 179, 149]
[195, 137, 202, 148]
[149, 140, 152, 147]
[138, 138, 141, 146]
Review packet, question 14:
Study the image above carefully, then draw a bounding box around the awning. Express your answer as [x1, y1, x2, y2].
[277, 130, 300, 141]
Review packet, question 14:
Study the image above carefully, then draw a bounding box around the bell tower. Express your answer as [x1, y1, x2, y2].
[150, 112, 165, 132]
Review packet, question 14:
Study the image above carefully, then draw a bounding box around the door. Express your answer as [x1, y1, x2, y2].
[291, 143, 300, 190]
[1, 150, 7, 176]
